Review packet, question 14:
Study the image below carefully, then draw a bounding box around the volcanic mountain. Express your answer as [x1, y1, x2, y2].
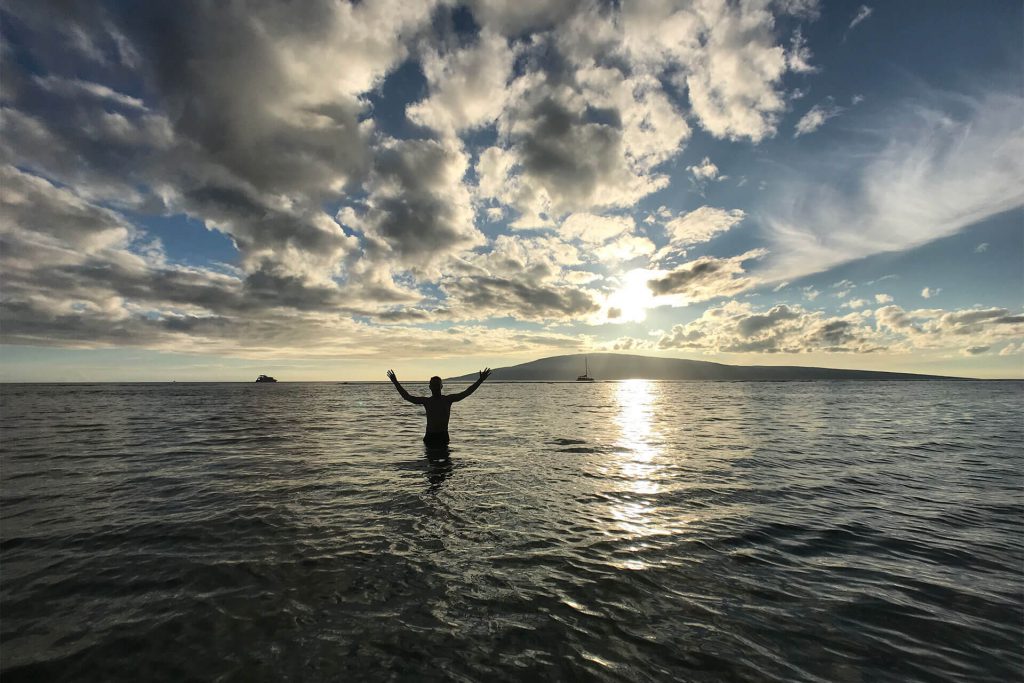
[445, 353, 959, 381]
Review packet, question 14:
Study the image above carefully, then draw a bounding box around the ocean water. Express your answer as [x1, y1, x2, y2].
[1, 380, 1021, 682]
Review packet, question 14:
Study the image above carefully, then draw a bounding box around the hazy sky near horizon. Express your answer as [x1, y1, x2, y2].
[1, 0, 1022, 381]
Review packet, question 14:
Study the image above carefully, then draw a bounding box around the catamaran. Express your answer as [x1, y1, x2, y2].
[576, 356, 595, 382]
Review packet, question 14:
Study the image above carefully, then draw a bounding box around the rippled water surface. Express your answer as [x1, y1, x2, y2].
[2, 381, 1022, 681]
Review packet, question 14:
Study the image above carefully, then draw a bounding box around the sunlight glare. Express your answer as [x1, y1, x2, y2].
[605, 380, 671, 545]
[604, 269, 658, 324]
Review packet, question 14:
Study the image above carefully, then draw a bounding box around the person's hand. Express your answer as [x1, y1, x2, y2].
[479, 367, 492, 381]
[386, 369, 397, 382]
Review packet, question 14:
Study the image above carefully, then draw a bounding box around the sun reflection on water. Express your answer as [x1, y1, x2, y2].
[607, 380, 670, 544]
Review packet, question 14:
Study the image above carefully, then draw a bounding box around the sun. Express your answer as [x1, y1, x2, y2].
[604, 268, 659, 323]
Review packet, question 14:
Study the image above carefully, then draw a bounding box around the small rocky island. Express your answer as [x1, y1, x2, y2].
[255, 374, 277, 383]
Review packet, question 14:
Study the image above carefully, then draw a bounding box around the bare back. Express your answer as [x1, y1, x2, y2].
[422, 394, 455, 434]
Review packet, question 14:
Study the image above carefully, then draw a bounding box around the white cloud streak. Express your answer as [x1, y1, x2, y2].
[794, 101, 843, 137]
[849, 5, 873, 30]
[762, 90, 1024, 281]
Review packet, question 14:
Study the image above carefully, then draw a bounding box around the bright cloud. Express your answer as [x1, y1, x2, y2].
[659, 301, 1024, 357]
[762, 89, 1024, 282]
[794, 100, 844, 137]
[688, 157, 724, 182]
[656, 207, 747, 262]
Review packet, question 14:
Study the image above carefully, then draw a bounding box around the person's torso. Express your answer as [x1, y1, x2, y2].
[423, 395, 453, 433]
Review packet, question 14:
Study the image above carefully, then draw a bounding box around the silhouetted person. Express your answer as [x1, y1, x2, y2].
[387, 368, 491, 446]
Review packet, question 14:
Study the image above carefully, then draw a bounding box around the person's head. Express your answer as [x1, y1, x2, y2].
[429, 376, 442, 395]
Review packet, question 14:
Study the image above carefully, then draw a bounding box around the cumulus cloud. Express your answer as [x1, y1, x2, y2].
[436, 234, 602, 321]
[594, 234, 656, 263]
[660, 207, 746, 253]
[465, 0, 583, 36]
[688, 157, 725, 182]
[610, 336, 654, 351]
[657, 300, 1024, 357]
[875, 304, 1024, 354]
[657, 301, 882, 354]
[1, 166, 133, 252]
[617, 0, 814, 141]
[406, 29, 514, 134]
[0, 0, 448, 291]
[441, 275, 598, 322]
[921, 287, 940, 299]
[340, 137, 483, 271]
[561, 213, 634, 244]
[647, 249, 767, 303]
[556, 213, 654, 264]
[470, 0, 815, 225]
[476, 67, 689, 225]
[0, 164, 595, 356]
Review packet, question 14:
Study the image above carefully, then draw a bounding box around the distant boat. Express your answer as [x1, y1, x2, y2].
[255, 374, 278, 383]
[576, 356, 595, 382]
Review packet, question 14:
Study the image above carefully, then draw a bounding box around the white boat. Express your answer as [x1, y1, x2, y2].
[576, 356, 595, 382]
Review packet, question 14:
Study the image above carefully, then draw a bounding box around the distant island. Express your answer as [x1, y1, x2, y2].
[445, 353, 963, 382]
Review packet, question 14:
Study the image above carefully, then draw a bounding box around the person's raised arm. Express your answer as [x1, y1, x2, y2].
[449, 367, 491, 402]
[387, 369, 425, 404]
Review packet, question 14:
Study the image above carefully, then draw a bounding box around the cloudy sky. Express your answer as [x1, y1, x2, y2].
[1, 0, 1022, 381]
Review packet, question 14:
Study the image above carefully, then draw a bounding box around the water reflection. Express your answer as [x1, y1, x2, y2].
[607, 380, 668, 544]
[424, 445, 453, 491]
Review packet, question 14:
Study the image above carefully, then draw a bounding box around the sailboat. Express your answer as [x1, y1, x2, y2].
[576, 356, 595, 382]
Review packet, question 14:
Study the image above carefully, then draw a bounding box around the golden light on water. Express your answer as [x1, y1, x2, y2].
[614, 379, 661, 487]
[607, 380, 667, 543]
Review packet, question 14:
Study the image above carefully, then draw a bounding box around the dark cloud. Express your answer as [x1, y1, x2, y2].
[0, 0, 434, 290]
[343, 137, 483, 268]
[648, 250, 765, 302]
[442, 275, 598, 321]
[0, 165, 132, 248]
[805, 319, 860, 349]
[736, 305, 800, 337]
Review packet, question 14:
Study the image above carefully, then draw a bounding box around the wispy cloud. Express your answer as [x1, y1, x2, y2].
[849, 6, 874, 31]
[794, 100, 844, 137]
[762, 89, 1024, 281]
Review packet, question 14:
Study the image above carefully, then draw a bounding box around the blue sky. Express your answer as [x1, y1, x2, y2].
[1, 0, 1021, 380]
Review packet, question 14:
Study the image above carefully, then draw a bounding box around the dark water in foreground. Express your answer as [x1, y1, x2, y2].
[2, 381, 1022, 681]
